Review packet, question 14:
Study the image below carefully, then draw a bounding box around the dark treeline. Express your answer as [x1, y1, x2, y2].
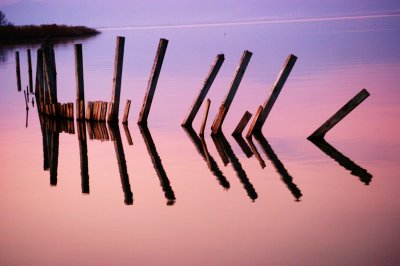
[0, 24, 100, 43]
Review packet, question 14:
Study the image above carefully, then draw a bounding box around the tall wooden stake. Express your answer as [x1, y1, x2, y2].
[16, 51, 21, 91]
[75, 44, 85, 120]
[308, 89, 370, 139]
[211, 50, 252, 135]
[137, 38, 169, 125]
[247, 54, 297, 136]
[182, 54, 225, 127]
[108, 36, 125, 122]
[27, 49, 33, 93]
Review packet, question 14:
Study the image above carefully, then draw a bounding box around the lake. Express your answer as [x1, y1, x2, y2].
[0, 17, 400, 265]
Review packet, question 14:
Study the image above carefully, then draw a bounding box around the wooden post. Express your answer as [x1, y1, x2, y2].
[247, 54, 297, 136]
[74, 44, 85, 120]
[107, 36, 125, 122]
[182, 54, 225, 127]
[211, 50, 252, 135]
[122, 99, 131, 124]
[27, 49, 33, 93]
[232, 111, 252, 136]
[35, 49, 44, 107]
[137, 38, 169, 125]
[199, 98, 211, 136]
[16, 51, 21, 91]
[246, 105, 263, 138]
[308, 89, 370, 139]
[42, 41, 58, 105]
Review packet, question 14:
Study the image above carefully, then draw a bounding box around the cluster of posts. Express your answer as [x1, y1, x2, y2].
[14, 36, 372, 205]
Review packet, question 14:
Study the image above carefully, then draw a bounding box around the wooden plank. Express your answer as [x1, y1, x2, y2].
[246, 105, 263, 138]
[108, 36, 125, 122]
[199, 98, 211, 136]
[122, 99, 131, 124]
[211, 50, 252, 134]
[250, 54, 297, 134]
[27, 49, 33, 93]
[182, 54, 224, 127]
[232, 111, 252, 136]
[16, 51, 21, 91]
[137, 38, 169, 125]
[308, 89, 370, 139]
[74, 44, 85, 120]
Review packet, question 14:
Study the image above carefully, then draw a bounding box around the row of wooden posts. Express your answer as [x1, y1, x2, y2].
[15, 36, 370, 140]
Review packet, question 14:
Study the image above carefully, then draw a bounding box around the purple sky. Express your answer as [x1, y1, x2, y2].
[1, 0, 399, 28]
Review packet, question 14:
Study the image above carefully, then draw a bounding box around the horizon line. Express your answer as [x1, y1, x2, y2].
[97, 13, 400, 31]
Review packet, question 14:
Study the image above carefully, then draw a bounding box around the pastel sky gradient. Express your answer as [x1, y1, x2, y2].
[1, 0, 400, 27]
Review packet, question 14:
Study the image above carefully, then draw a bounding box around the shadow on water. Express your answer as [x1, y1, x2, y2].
[309, 138, 373, 185]
[212, 132, 258, 201]
[183, 126, 230, 189]
[246, 137, 266, 169]
[253, 132, 303, 201]
[108, 123, 134, 205]
[139, 125, 176, 206]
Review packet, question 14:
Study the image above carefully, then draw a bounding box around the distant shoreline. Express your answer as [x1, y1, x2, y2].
[0, 24, 100, 44]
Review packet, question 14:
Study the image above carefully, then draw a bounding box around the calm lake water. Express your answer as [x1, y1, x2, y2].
[1, 18, 400, 265]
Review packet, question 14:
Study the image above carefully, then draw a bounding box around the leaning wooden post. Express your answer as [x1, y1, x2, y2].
[232, 111, 252, 136]
[308, 89, 370, 139]
[16, 51, 21, 91]
[182, 54, 225, 127]
[246, 105, 263, 138]
[27, 49, 33, 93]
[107, 36, 125, 122]
[122, 99, 131, 124]
[74, 44, 85, 120]
[137, 38, 169, 125]
[211, 50, 252, 135]
[247, 54, 297, 136]
[199, 98, 211, 136]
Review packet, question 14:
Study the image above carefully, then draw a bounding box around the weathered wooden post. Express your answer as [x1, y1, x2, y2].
[308, 89, 370, 139]
[35, 49, 44, 110]
[199, 98, 211, 136]
[246, 106, 263, 138]
[27, 49, 33, 93]
[247, 54, 297, 137]
[182, 54, 225, 127]
[42, 41, 58, 104]
[107, 36, 125, 122]
[122, 99, 131, 124]
[232, 111, 252, 136]
[74, 44, 85, 120]
[211, 50, 252, 135]
[137, 38, 169, 125]
[15, 51, 21, 91]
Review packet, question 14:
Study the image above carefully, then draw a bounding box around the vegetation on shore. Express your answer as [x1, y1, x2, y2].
[0, 11, 100, 44]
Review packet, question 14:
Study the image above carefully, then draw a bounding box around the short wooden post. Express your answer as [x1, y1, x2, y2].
[246, 105, 263, 138]
[232, 111, 252, 136]
[16, 51, 21, 91]
[85, 101, 93, 120]
[137, 38, 169, 125]
[199, 98, 211, 136]
[107, 36, 125, 122]
[74, 44, 85, 120]
[182, 54, 225, 127]
[27, 49, 33, 93]
[308, 89, 370, 139]
[122, 99, 131, 124]
[211, 50, 252, 134]
[247, 54, 297, 136]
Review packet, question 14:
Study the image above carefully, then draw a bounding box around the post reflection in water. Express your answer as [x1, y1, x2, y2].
[77, 121, 89, 194]
[122, 124, 133, 146]
[246, 137, 266, 169]
[309, 138, 373, 185]
[108, 123, 134, 205]
[212, 132, 258, 201]
[183, 126, 230, 189]
[25, 109, 29, 128]
[139, 125, 176, 205]
[253, 133, 302, 201]
[232, 134, 254, 158]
